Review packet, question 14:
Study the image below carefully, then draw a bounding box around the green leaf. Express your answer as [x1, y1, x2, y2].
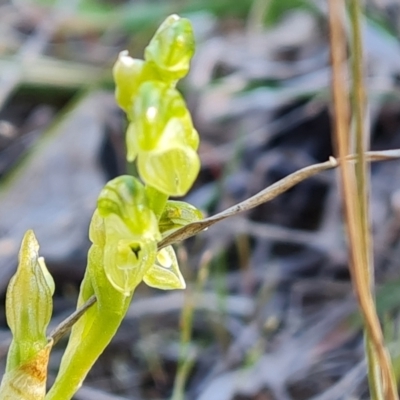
[143, 246, 185, 290]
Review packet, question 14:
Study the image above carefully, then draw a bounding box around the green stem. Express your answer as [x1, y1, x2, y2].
[46, 309, 127, 400]
[46, 245, 133, 400]
[145, 185, 169, 220]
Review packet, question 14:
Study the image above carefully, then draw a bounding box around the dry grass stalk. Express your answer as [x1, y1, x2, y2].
[327, 0, 398, 398]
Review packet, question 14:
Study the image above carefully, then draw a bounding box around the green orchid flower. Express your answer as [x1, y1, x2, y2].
[136, 144, 200, 197]
[126, 81, 200, 196]
[94, 176, 161, 295]
[93, 177, 193, 294]
[145, 14, 195, 82]
[113, 14, 195, 117]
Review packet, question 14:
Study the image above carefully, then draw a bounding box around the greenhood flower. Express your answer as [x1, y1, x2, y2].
[145, 14, 195, 82]
[126, 81, 200, 196]
[93, 176, 162, 295]
[90, 178, 200, 294]
[113, 52, 144, 113]
[42, 15, 201, 400]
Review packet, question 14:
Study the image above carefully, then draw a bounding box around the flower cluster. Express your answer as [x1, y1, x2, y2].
[113, 15, 200, 197]
[96, 14, 203, 296]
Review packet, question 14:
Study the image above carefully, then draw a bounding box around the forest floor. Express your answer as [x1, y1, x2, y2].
[1, 1, 400, 399]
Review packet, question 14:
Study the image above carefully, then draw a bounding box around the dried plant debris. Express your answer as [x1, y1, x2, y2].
[1, 0, 400, 399]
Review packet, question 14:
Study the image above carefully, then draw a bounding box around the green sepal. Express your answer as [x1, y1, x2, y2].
[145, 14, 195, 82]
[127, 81, 197, 154]
[159, 200, 203, 236]
[143, 246, 185, 290]
[126, 122, 139, 162]
[89, 209, 106, 248]
[113, 51, 159, 114]
[97, 175, 147, 216]
[5, 230, 53, 372]
[97, 175, 160, 238]
[137, 144, 200, 196]
[38, 257, 55, 296]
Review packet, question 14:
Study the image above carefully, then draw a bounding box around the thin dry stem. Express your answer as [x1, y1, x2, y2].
[328, 0, 398, 398]
[50, 149, 400, 353]
[48, 295, 96, 345]
[158, 151, 400, 250]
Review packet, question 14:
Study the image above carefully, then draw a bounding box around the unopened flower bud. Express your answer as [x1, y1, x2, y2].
[6, 230, 53, 371]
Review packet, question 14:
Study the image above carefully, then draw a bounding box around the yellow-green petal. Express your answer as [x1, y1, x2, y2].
[97, 176, 160, 239]
[89, 209, 106, 248]
[138, 145, 200, 196]
[143, 246, 185, 290]
[37, 257, 55, 296]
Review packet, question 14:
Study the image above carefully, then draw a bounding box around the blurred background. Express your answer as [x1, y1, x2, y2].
[1, 0, 400, 399]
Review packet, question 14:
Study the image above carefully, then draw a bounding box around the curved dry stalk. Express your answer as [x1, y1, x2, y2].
[48, 295, 96, 345]
[49, 149, 400, 347]
[328, 0, 398, 398]
[158, 150, 400, 250]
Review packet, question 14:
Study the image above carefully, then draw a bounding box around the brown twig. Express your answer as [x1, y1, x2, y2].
[48, 295, 96, 345]
[158, 150, 400, 250]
